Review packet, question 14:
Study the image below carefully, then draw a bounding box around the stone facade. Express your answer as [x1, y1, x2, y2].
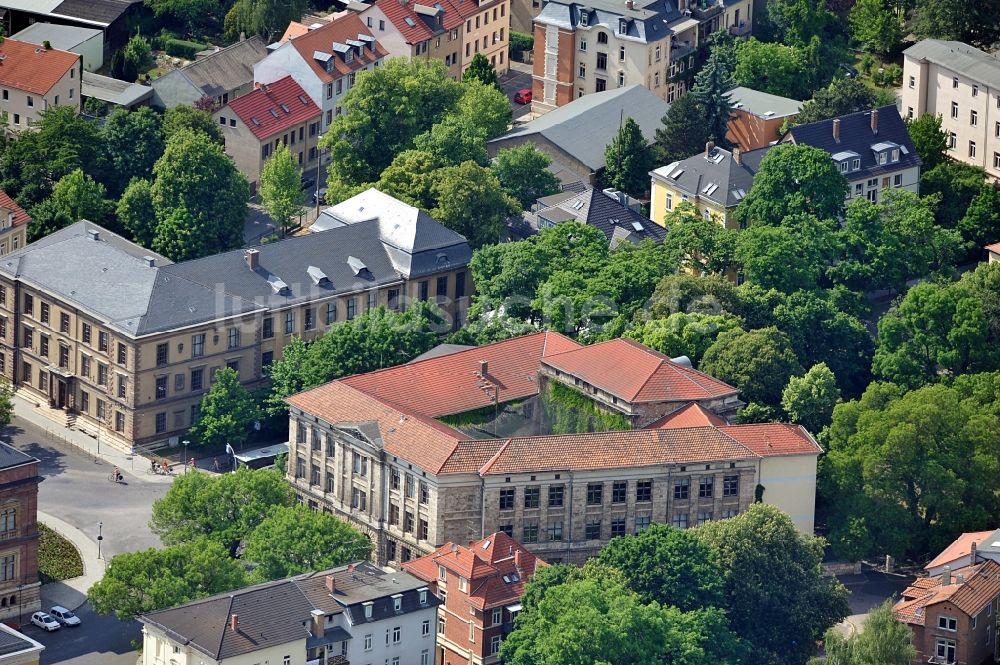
[0, 446, 41, 626]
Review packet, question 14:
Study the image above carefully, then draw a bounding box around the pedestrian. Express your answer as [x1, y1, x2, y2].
[212, 457, 221, 473]
[225, 443, 235, 472]
[189, 456, 196, 471]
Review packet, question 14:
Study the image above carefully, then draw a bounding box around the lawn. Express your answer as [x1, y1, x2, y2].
[38, 523, 84, 585]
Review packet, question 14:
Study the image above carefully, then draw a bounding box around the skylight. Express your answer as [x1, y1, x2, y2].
[404, 16, 416, 26]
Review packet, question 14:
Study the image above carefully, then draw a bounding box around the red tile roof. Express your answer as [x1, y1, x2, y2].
[718, 423, 823, 457]
[287, 13, 387, 84]
[0, 190, 32, 231]
[541, 338, 738, 404]
[403, 532, 545, 610]
[647, 402, 727, 428]
[280, 21, 314, 42]
[225, 75, 321, 141]
[895, 560, 1000, 625]
[926, 530, 995, 571]
[0, 39, 79, 96]
[374, 0, 463, 45]
[341, 331, 580, 418]
[987, 242, 1000, 255]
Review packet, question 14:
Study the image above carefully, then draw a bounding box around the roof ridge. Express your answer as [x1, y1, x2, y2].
[183, 35, 263, 67]
[707, 425, 760, 460]
[477, 438, 512, 475]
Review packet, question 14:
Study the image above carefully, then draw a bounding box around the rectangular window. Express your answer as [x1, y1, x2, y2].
[699, 476, 714, 497]
[522, 522, 538, 543]
[611, 517, 626, 537]
[548, 484, 564, 507]
[191, 368, 203, 391]
[546, 521, 563, 541]
[284, 311, 295, 334]
[673, 478, 689, 500]
[326, 302, 336, 325]
[499, 488, 514, 510]
[455, 272, 466, 298]
[935, 638, 956, 663]
[894, 173, 902, 187]
[155, 412, 167, 433]
[59, 312, 70, 333]
[192, 334, 205, 357]
[404, 511, 414, 533]
[635, 515, 651, 532]
[115, 411, 125, 432]
[0, 555, 14, 581]
[117, 374, 127, 399]
[586, 482, 603, 505]
[57, 345, 70, 371]
[418, 518, 428, 540]
[498, 523, 513, 537]
[636, 480, 652, 502]
[82, 323, 91, 344]
[697, 511, 713, 525]
[156, 342, 168, 366]
[612, 481, 627, 503]
[117, 342, 127, 366]
[970, 141, 977, 158]
[227, 327, 240, 349]
[419, 481, 428, 504]
[971, 109, 978, 126]
[22, 293, 32, 317]
[97, 363, 108, 386]
[262, 317, 274, 339]
[723, 475, 739, 497]
[585, 520, 601, 539]
[938, 616, 958, 631]
[155, 376, 167, 400]
[670, 513, 688, 529]
[346, 298, 356, 320]
[523, 486, 540, 508]
[39, 335, 48, 357]
[304, 308, 315, 330]
[39, 302, 48, 323]
[951, 101, 959, 118]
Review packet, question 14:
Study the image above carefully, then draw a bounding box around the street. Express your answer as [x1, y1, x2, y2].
[500, 63, 533, 120]
[3, 418, 170, 664]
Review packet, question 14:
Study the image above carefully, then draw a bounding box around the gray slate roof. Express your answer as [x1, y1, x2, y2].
[728, 86, 802, 119]
[536, 187, 666, 245]
[10, 22, 101, 50]
[904, 39, 1000, 90]
[82, 71, 153, 106]
[140, 562, 439, 661]
[181, 37, 267, 97]
[0, 192, 471, 338]
[50, 0, 138, 25]
[491, 85, 669, 171]
[534, 0, 678, 43]
[0, 624, 40, 657]
[650, 145, 766, 208]
[0, 441, 37, 471]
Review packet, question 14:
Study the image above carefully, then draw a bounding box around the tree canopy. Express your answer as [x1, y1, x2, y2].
[491, 144, 561, 209]
[734, 38, 810, 100]
[603, 116, 655, 198]
[654, 93, 710, 163]
[812, 600, 917, 665]
[259, 143, 305, 234]
[691, 48, 735, 147]
[782, 362, 841, 433]
[905, 113, 948, 171]
[189, 367, 258, 450]
[700, 326, 804, 409]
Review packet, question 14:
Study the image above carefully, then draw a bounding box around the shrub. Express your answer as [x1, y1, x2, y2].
[509, 31, 533, 55]
[163, 38, 208, 60]
[38, 523, 84, 584]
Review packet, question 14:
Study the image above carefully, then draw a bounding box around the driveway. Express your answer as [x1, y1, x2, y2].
[833, 568, 916, 637]
[18, 604, 140, 665]
[500, 63, 533, 120]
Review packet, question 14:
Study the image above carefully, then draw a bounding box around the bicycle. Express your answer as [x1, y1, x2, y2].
[147, 460, 174, 476]
[108, 472, 123, 483]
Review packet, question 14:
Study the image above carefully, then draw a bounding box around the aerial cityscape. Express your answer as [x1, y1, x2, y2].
[0, 0, 993, 662]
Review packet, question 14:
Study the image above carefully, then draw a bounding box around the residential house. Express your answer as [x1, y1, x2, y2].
[0, 443, 41, 627]
[150, 36, 267, 109]
[926, 528, 1000, 576]
[649, 142, 764, 229]
[531, 186, 667, 245]
[254, 14, 387, 132]
[81, 72, 153, 113]
[0, 0, 144, 54]
[531, 0, 752, 112]
[901, 39, 1000, 181]
[488, 84, 669, 187]
[987, 243, 1000, 263]
[0, 38, 81, 131]
[782, 105, 922, 203]
[215, 75, 322, 191]
[726, 85, 801, 151]
[403, 532, 545, 665]
[9, 23, 102, 71]
[895, 559, 1000, 665]
[140, 561, 442, 665]
[285, 333, 821, 567]
[0, 192, 29, 257]
[0, 192, 471, 449]
[0, 623, 43, 664]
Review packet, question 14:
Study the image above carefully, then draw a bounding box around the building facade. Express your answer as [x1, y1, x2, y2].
[404, 532, 544, 665]
[0, 39, 81, 131]
[150, 37, 267, 110]
[0, 192, 28, 258]
[0, 444, 41, 627]
[214, 75, 323, 190]
[254, 14, 387, 132]
[0, 193, 472, 451]
[726, 85, 801, 151]
[901, 39, 1000, 181]
[140, 562, 441, 665]
[285, 333, 821, 568]
[530, 0, 752, 112]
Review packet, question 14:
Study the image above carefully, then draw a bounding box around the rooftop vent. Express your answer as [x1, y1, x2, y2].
[347, 256, 369, 276]
[267, 274, 289, 294]
[142, 255, 156, 267]
[280, 103, 290, 113]
[87, 229, 100, 241]
[307, 265, 330, 285]
[250, 116, 261, 126]
[269, 108, 279, 118]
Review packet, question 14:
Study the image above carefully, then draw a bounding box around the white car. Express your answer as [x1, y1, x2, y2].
[49, 606, 81, 626]
[30, 611, 60, 631]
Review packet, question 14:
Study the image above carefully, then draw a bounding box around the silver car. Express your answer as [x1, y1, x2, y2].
[49, 606, 81, 626]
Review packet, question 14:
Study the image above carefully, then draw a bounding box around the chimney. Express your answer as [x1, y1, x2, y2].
[142, 256, 156, 267]
[479, 360, 488, 377]
[626, 0, 634, 7]
[87, 229, 100, 242]
[229, 614, 239, 632]
[942, 565, 952, 586]
[704, 141, 715, 158]
[971, 540, 978, 562]
[870, 109, 879, 134]
[832, 118, 840, 143]
[325, 574, 336, 594]
[310, 609, 325, 638]
[732, 146, 741, 165]
[347, 563, 355, 573]
[513, 549, 523, 572]
[244, 248, 260, 270]
[239, 31, 246, 42]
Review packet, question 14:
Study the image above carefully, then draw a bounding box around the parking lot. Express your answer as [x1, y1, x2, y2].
[500, 62, 533, 120]
[18, 605, 140, 665]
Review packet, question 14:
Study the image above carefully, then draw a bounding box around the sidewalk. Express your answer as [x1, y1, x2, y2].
[37, 511, 102, 611]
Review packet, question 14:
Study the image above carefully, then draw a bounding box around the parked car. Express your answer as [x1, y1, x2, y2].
[313, 187, 328, 204]
[30, 612, 60, 632]
[49, 606, 81, 626]
[838, 63, 858, 79]
[513, 88, 532, 105]
[300, 176, 316, 192]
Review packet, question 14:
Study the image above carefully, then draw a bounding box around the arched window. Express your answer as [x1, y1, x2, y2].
[597, 31, 608, 44]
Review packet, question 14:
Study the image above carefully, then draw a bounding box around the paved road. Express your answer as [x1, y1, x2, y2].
[18, 604, 141, 665]
[500, 64, 533, 120]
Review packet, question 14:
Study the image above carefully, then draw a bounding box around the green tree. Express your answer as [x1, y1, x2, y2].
[811, 599, 917, 665]
[376, 150, 439, 210]
[491, 144, 561, 209]
[595, 523, 724, 611]
[700, 327, 803, 407]
[189, 367, 257, 450]
[102, 106, 165, 197]
[457, 79, 511, 139]
[162, 105, 224, 145]
[122, 33, 152, 77]
[911, 0, 1000, 48]
[144, 0, 222, 33]
[413, 116, 488, 167]
[603, 116, 655, 198]
[959, 185, 1000, 254]
[849, 0, 902, 54]
[259, 143, 304, 235]
[149, 467, 294, 553]
[322, 59, 463, 186]
[116, 178, 158, 247]
[88, 538, 247, 620]
[782, 362, 840, 433]
[734, 221, 829, 293]
[691, 49, 735, 147]
[734, 38, 810, 100]
[150, 128, 249, 260]
[262, 335, 309, 417]
[50, 168, 111, 225]
[647, 273, 742, 320]
[904, 113, 948, 171]
[921, 160, 991, 230]
[654, 93, 710, 163]
[663, 202, 738, 275]
[821, 380, 1000, 559]
[764, 0, 838, 47]
[431, 161, 519, 247]
[796, 78, 880, 124]
[626, 312, 743, 365]
[0, 379, 14, 428]
[694, 503, 850, 665]
[462, 52, 500, 89]
[224, 0, 308, 40]
[243, 505, 372, 582]
[734, 144, 847, 226]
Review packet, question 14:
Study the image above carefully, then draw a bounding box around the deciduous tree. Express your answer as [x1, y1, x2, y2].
[457, 79, 511, 139]
[259, 143, 304, 235]
[625, 312, 743, 365]
[413, 116, 488, 167]
[462, 52, 500, 89]
[116, 178, 158, 247]
[102, 107, 165, 197]
[849, 0, 902, 54]
[189, 367, 258, 450]
[663, 202, 738, 275]
[491, 144, 561, 209]
[812, 600, 917, 665]
[700, 326, 803, 407]
[224, 0, 308, 40]
[782, 362, 841, 433]
[162, 105, 224, 145]
[796, 78, 881, 125]
[603, 116, 655, 198]
[734, 38, 810, 100]
[431, 161, 519, 247]
[905, 113, 948, 171]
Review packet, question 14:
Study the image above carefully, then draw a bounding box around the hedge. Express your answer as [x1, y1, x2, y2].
[509, 31, 533, 54]
[163, 37, 208, 60]
[38, 523, 84, 585]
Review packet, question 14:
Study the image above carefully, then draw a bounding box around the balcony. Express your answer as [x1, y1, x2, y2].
[728, 21, 751, 36]
[328, 656, 349, 665]
[690, 0, 723, 20]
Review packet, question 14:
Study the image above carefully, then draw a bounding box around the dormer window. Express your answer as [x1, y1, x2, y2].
[878, 151, 887, 165]
[852, 158, 860, 171]
[619, 18, 628, 34]
[438, 565, 447, 581]
[579, 9, 588, 25]
[345, 49, 353, 63]
[597, 31, 608, 44]
[838, 160, 848, 173]
[392, 594, 403, 612]
[363, 602, 373, 619]
[891, 148, 899, 162]
[419, 588, 428, 604]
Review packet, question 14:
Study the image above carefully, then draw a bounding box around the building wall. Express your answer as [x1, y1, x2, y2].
[843, 164, 921, 204]
[757, 454, 816, 534]
[727, 110, 790, 151]
[509, 0, 538, 35]
[0, 227, 26, 257]
[901, 53, 1000, 180]
[359, 6, 413, 62]
[214, 109, 322, 190]
[487, 134, 594, 185]
[0, 60, 81, 130]
[141, 626, 307, 665]
[648, 177, 733, 229]
[531, 23, 574, 112]
[913, 598, 1000, 665]
[0, 458, 41, 625]
[345, 604, 438, 665]
[76, 32, 104, 72]
[461, 0, 510, 76]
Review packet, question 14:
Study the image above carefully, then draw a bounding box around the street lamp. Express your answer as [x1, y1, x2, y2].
[15, 583, 23, 625]
[182, 440, 190, 472]
[97, 521, 103, 560]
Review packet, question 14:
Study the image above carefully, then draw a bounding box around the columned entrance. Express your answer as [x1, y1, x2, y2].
[45, 367, 75, 411]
